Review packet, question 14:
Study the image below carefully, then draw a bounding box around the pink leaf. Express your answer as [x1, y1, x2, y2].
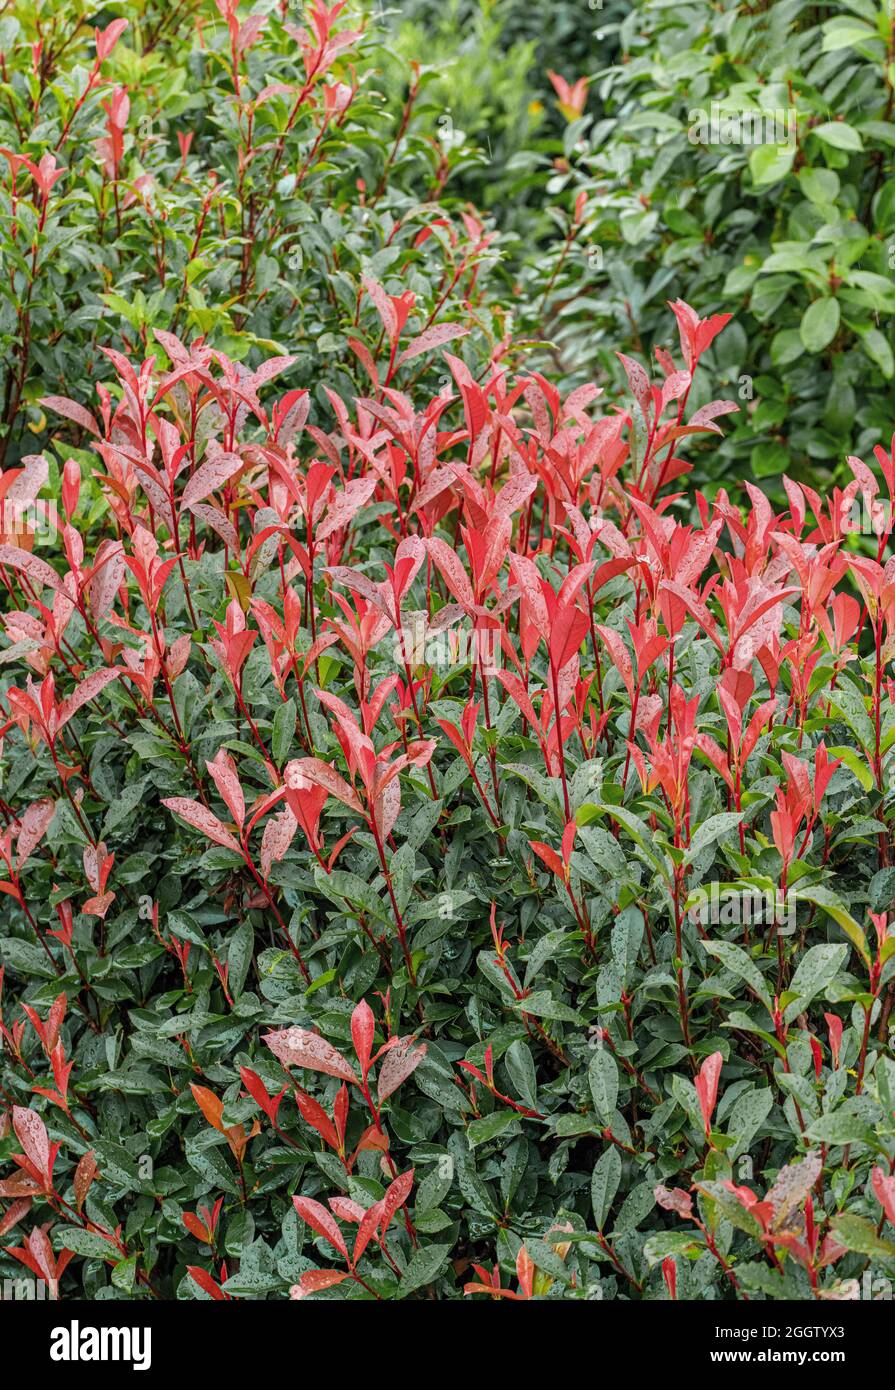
[87, 540, 125, 622]
[872, 1167, 895, 1229]
[0, 545, 63, 594]
[13, 1107, 49, 1182]
[206, 748, 245, 829]
[694, 1051, 723, 1138]
[426, 537, 475, 607]
[362, 275, 397, 342]
[5, 454, 48, 505]
[41, 395, 100, 438]
[180, 451, 244, 509]
[263, 1026, 358, 1084]
[161, 798, 243, 855]
[15, 798, 56, 869]
[687, 400, 739, 433]
[316, 477, 378, 542]
[377, 1038, 426, 1101]
[616, 352, 651, 416]
[57, 668, 120, 730]
[396, 323, 468, 368]
[260, 805, 298, 878]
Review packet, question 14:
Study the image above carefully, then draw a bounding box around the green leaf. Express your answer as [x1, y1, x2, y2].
[56, 1229, 116, 1259]
[466, 1110, 518, 1147]
[869, 867, 895, 915]
[227, 918, 255, 999]
[684, 811, 743, 866]
[813, 122, 864, 152]
[831, 1213, 895, 1259]
[504, 1040, 538, 1111]
[271, 698, 297, 766]
[398, 1243, 452, 1296]
[827, 683, 877, 754]
[821, 21, 878, 52]
[726, 1087, 774, 1159]
[702, 939, 772, 1010]
[805, 1112, 881, 1149]
[588, 1047, 619, 1121]
[860, 327, 895, 378]
[591, 1146, 622, 1231]
[643, 1230, 704, 1266]
[800, 298, 840, 353]
[749, 143, 796, 187]
[610, 1181, 656, 1237]
[111, 1255, 138, 1292]
[784, 943, 848, 1023]
[791, 884, 869, 964]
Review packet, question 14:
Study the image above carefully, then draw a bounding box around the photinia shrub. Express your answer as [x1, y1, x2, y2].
[0, 0, 506, 471]
[2, 277, 895, 1301]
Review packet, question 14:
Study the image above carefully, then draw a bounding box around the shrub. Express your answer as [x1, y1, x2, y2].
[522, 0, 895, 495]
[1, 296, 895, 1302]
[0, 0, 505, 471]
[378, 0, 622, 220]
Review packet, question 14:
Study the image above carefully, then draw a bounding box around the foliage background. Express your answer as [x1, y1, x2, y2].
[1, 0, 895, 1308]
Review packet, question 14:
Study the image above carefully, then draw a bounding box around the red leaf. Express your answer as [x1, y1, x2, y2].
[350, 999, 376, 1078]
[285, 758, 363, 815]
[353, 1200, 384, 1266]
[73, 1150, 98, 1212]
[190, 1083, 225, 1132]
[378, 1167, 414, 1240]
[294, 1269, 350, 1296]
[529, 840, 565, 880]
[293, 1196, 349, 1260]
[187, 1266, 229, 1300]
[293, 1088, 340, 1149]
